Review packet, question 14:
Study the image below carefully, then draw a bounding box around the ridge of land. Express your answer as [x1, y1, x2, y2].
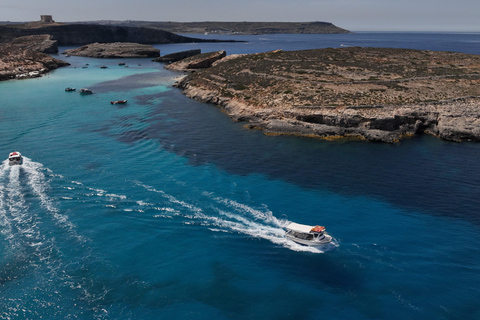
[70, 21, 351, 35]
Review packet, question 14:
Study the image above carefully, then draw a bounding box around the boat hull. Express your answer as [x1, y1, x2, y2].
[8, 159, 23, 166]
[285, 233, 332, 246]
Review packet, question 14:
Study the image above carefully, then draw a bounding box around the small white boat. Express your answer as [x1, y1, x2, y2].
[8, 152, 23, 165]
[285, 222, 332, 246]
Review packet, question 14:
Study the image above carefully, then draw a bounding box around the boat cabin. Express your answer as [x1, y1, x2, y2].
[8, 151, 23, 165]
[285, 222, 331, 245]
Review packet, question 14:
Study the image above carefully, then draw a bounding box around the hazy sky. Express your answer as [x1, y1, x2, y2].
[1, 0, 479, 32]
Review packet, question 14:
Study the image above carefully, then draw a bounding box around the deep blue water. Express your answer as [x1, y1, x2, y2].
[1, 33, 480, 319]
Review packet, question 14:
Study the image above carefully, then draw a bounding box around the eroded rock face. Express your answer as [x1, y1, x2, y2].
[164, 51, 226, 71]
[0, 36, 68, 81]
[63, 42, 160, 58]
[174, 48, 480, 142]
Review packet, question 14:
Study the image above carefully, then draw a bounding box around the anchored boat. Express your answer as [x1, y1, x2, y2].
[79, 88, 93, 94]
[8, 152, 23, 165]
[285, 222, 332, 246]
[110, 100, 127, 105]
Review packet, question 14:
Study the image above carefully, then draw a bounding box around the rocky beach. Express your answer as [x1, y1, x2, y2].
[173, 47, 480, 142]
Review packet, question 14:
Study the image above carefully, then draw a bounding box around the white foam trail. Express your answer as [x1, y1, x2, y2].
[136, 181, 335, 253]
[0, 158, 109, 316]
[5, 165, 48, 256]
[21, 158, 84, 242]
[0, 162, 13, 243]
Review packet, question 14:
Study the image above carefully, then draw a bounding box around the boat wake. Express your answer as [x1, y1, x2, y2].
[135, 181, 338, 253]
[0, 158, 109, 319]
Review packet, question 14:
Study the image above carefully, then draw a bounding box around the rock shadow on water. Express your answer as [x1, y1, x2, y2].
[90, 72, 173, 93]
[133, 92, 165, 106]
[185, 261, 319, 319]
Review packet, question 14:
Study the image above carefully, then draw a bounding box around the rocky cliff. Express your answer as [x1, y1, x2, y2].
[0, 23, 224, 45]
[174, 47, 480, 143]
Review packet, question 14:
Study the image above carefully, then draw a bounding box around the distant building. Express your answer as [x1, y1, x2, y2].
[40, 15, 54, 23]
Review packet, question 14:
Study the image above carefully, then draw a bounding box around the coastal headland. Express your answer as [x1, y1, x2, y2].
[173, 47, 480, 142]
[0, 34, 69, 80]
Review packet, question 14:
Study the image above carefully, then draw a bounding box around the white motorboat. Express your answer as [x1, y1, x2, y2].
[8, 151, 23, 165]
[285, 222, 332, 246]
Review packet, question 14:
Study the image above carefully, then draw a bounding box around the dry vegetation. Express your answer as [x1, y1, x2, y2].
[184, 47, 480, 110]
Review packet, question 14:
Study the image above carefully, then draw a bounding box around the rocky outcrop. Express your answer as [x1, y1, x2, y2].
[0, 35, 69, 80]
[164, 51, 226, 71]
[9, 34, 58, 53]
[63, 42, 160, 58]
[174, 47, 480, 143]
[154, 49, 201, 63]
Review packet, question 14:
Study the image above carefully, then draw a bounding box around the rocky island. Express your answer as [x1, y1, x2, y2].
[63, 42, 160, 58]
[173, 47, 480, 142]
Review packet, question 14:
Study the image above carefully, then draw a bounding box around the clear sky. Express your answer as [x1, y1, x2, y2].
[1, 0, 479, 32]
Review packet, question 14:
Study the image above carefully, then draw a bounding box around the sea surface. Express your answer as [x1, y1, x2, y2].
[1, 32, 480, 319]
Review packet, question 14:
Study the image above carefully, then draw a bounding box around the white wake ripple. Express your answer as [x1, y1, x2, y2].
[136, 181, 338, 253]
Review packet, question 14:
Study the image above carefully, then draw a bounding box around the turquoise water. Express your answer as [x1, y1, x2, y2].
[1, 33, 480, 319]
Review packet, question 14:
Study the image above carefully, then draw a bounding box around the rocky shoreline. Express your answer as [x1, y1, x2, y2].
[173, 48, 480, 142]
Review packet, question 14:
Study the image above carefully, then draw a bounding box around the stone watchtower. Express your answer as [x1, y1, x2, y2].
[40, 15, 54, 23]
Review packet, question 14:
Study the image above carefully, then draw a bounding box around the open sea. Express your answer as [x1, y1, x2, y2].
[1, 32, 480, 319]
